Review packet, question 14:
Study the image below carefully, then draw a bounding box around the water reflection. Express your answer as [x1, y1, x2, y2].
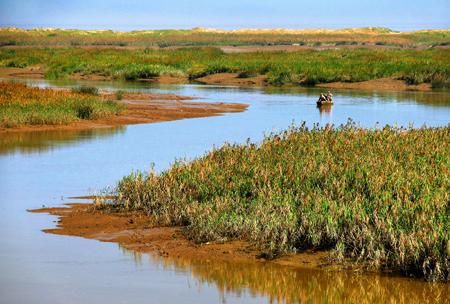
[317, 104, 333, 117]
[0, 127, 125, 155]
[144, 253, 448, 304]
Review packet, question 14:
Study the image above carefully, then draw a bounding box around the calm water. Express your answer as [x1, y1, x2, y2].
[0, 79, 449, 303]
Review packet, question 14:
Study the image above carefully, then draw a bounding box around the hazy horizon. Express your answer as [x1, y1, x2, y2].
[0, 0, 448, 32]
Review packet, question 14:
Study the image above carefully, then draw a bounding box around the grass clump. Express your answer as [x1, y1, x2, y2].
[115, 90, 125, 100]
[71, 85, 99, 95]
[111, 122, 449, 281]
[0, 82, 121, 127]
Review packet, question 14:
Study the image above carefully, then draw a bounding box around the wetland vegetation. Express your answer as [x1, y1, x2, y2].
[1, 47, 449, 88]
[110, 122, 449, 282]
[0, 82, 121, 127]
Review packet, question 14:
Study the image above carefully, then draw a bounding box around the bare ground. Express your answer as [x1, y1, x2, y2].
[30, 203, 334, 270]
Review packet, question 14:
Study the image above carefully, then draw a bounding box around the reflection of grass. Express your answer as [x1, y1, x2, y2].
[113, 122, 449, 281]
[0, 82, 122, 127]
[150, 255, 448, 304]
[1, 28, 449, 47]
[1, 47, 448, 87]
[0, 127, 125, 155]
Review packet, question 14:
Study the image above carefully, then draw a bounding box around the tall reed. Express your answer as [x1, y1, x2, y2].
[113, 122, 449, 281]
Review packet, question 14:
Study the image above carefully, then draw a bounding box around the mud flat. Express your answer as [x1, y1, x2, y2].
[30, 203, 332, 270]
[316, 77, 432, 91]
[195, 73, 268, 87]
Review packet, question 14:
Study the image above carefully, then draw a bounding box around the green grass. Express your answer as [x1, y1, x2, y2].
[0, 82, 122, 127]
[1, 47, 449, 87]
[109, 122, 449, 281]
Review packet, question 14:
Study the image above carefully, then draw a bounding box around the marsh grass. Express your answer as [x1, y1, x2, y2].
[111, 122, 449, 281]
[0, 82, 121, 127]
[1, 47, 448, 86]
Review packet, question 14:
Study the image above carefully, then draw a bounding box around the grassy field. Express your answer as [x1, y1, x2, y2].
[109, 123, 449, 281]
[1, 47, 449, 87]
[1, 28, 449, 47]
[0, 82, 121, 127]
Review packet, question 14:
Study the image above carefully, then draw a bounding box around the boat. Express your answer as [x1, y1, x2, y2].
[317, 92, 333, 106]
[317, 99, 333, 106]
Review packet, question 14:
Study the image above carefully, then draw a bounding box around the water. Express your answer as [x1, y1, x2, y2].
[1, 79, 449, 303]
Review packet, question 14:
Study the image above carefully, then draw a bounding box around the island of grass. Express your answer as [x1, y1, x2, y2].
[92, 123, 448, 282]
[0, 82, 248, 132]
[1, 46, 449, 89]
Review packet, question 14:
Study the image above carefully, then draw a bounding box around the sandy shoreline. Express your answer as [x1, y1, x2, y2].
[30, 203, 337, 271]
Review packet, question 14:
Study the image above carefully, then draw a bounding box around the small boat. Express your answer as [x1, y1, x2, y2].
[317, 92, 333, 106]
[317, 99, 333, 106]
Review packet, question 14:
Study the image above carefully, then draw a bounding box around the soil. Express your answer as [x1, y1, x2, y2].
[0, 91, 248, 133]
[30, 203, 332, 269]
[195, 73, 268, 87]
[70, 73, 189, 84]
[316, 78, 432, 91]
[0, 67, 44, 79]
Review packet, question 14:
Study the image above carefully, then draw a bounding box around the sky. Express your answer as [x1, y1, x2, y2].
[0, 0, 449, 31]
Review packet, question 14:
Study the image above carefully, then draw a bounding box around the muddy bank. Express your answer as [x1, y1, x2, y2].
[195, 73, 268, 87]
[0, 67, 44, 79]
[316, 77, 432, 91]
[198, 74, 433, 91]
[0, 95, 248, 133]
[30, 203, 334, 270]
[70, 73, 189, 84]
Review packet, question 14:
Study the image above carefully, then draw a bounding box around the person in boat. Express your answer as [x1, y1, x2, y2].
[326, 91, 333, 102]
[318, 93, 327, 102]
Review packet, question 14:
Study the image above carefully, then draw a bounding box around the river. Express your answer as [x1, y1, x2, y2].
[1, 79, 449, 303]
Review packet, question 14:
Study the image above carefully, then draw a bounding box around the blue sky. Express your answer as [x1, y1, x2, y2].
[0, 0, 448, 31]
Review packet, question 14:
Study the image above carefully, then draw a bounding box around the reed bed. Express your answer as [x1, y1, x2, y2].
[1, 47, 449, 87]
[0, 82, 121, 127]
[112, 123, 449, 281]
